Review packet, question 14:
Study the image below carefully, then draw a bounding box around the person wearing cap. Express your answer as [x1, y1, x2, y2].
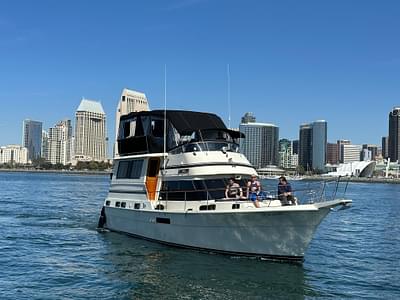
[247, 174, 261, 208]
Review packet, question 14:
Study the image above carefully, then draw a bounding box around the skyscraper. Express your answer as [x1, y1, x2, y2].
[75, 99, 107, 162]
[327, 143, 339, 164]
[299, 123, 313, 170]
[48, 119, 73, 165]
[22, 119, 42, 161]
[240, 122, 279, 168]
[312, 120, 327, 171]
[382, 136, 389, 159]
[115, 89, 149, 156]
[278, 138, 293, 169]
[337, 139, 351, 163]
[388, 107, 400, 162]
[342, 144, 362, 163]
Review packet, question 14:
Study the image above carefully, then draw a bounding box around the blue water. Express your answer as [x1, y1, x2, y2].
[0, 172, 399, 299]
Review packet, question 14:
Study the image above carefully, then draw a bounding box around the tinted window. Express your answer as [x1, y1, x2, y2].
[117, 160, 144, 179]
[130, 160, 143, 178]
[117, 161, 130, 178]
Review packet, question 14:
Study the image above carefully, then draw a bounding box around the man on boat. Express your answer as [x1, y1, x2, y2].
[225, 177, 243, 199]
[247, 174, 261, 208]
[278, 176, 295, 206]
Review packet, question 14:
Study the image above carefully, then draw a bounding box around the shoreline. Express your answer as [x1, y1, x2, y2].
[1, 169, 399, 184]
[301, 175, 400, 184]
[0, 168, 111, 176]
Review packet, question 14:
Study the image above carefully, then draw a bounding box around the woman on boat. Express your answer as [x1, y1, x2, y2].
[247, 174, 261, 208]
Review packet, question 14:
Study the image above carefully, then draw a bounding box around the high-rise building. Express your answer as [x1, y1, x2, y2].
[240, 122, 279, 168]
[292, 140, 299, 155]
[75, 99, 107, 162]
[241, 112, 256, 124]
[48, 119, 73, 165]
[0, 145, 28, 164]
[299, 123, 313, 170]
[337, 139, 351, 163]
[342, 144, 362, 163]
[382, 136, 389, 159]
[22, 119, 42, 161]
[41, 130, 49, 160]
[362, 144, 378, 161]
[278, 138, 292, 169]
[312, 120, 327, 171]
[115, 89, 149, 156]
[388, 107, 400, 162]
[327, 143, 339, 164]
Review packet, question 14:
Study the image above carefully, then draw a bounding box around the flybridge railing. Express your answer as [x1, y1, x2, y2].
[168, 141, 240, 155]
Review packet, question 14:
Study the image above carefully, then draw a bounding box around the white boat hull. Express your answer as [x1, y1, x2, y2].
[103, 199, 349, 261]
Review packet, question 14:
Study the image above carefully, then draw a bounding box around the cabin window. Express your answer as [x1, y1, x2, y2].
[116, 159, 144, 179]
[151, 119, 164, 137]
[199, 204, 216, 211]
[115, 201, 121, 207]
[130, 160, 144, 178]
[117, 161, 130, 178]
[134, 203, 141, 209]
[121, 202, 126, 208]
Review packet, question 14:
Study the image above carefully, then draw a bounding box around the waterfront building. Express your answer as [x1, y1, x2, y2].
[22, 119, 42, 161]
[382, 136, 389, 159]
[241, 112, 256, 124]
[278, 139, 292, 169]
[48, 119, 73, 165]
[299, 123, 313, 171]
[337, 139, 351, 163]
[74, 99, 107, 162]
[327, 143, 339, 164]
[342, 144, 362, 163]
[362, 144, 378, 161]
[327, 161, 376, 177]
[41, 130, 49, 161]
[292, 140, 299, 155]
[388, 107, 400, 162]
[0, 145, 28, 165]
[312, 120, 327, 171]
[115, 89, 149, 156]
[240, 122, 279, 168]
[291, 153, 299, 167]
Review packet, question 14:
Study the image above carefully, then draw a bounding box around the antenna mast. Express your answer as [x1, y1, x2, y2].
[227, 64, 231, 128]
[163, 64, 167, 170]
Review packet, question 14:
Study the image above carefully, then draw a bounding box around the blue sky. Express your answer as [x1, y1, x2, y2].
[1, 0, 399, 156]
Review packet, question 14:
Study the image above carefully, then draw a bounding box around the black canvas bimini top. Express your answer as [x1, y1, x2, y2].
[121, 110, 227, 135]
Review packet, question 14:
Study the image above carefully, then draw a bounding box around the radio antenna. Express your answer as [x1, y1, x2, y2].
[163, 64, 167, 171]
[227, 64, 231, 129]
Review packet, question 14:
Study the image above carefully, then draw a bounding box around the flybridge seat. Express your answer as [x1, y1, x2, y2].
[117, 110, 244, 156]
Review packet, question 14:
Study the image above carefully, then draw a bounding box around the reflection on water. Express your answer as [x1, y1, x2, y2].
[102, 232, 313, 299]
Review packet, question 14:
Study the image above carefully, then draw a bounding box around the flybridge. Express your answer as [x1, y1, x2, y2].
[117, 110, 244, 156]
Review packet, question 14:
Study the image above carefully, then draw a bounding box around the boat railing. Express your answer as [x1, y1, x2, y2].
[168, 141, 239, 155]
[157, 176, 350, 207]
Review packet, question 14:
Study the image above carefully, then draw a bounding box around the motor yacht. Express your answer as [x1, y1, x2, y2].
[98, 109, 351, 262]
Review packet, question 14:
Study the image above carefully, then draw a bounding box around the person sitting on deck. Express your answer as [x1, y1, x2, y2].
[278, 176, 295, 206]
[247, 174, 261, 208]
[225, 177, 243, 199]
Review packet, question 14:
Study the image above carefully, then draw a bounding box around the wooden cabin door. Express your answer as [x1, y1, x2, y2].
[146, 158, 160, 200]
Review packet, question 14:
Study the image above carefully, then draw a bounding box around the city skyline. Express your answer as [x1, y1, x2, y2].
[1, 1, 400, 150]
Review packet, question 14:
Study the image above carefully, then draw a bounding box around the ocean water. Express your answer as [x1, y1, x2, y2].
[0, 172, 399, 299]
